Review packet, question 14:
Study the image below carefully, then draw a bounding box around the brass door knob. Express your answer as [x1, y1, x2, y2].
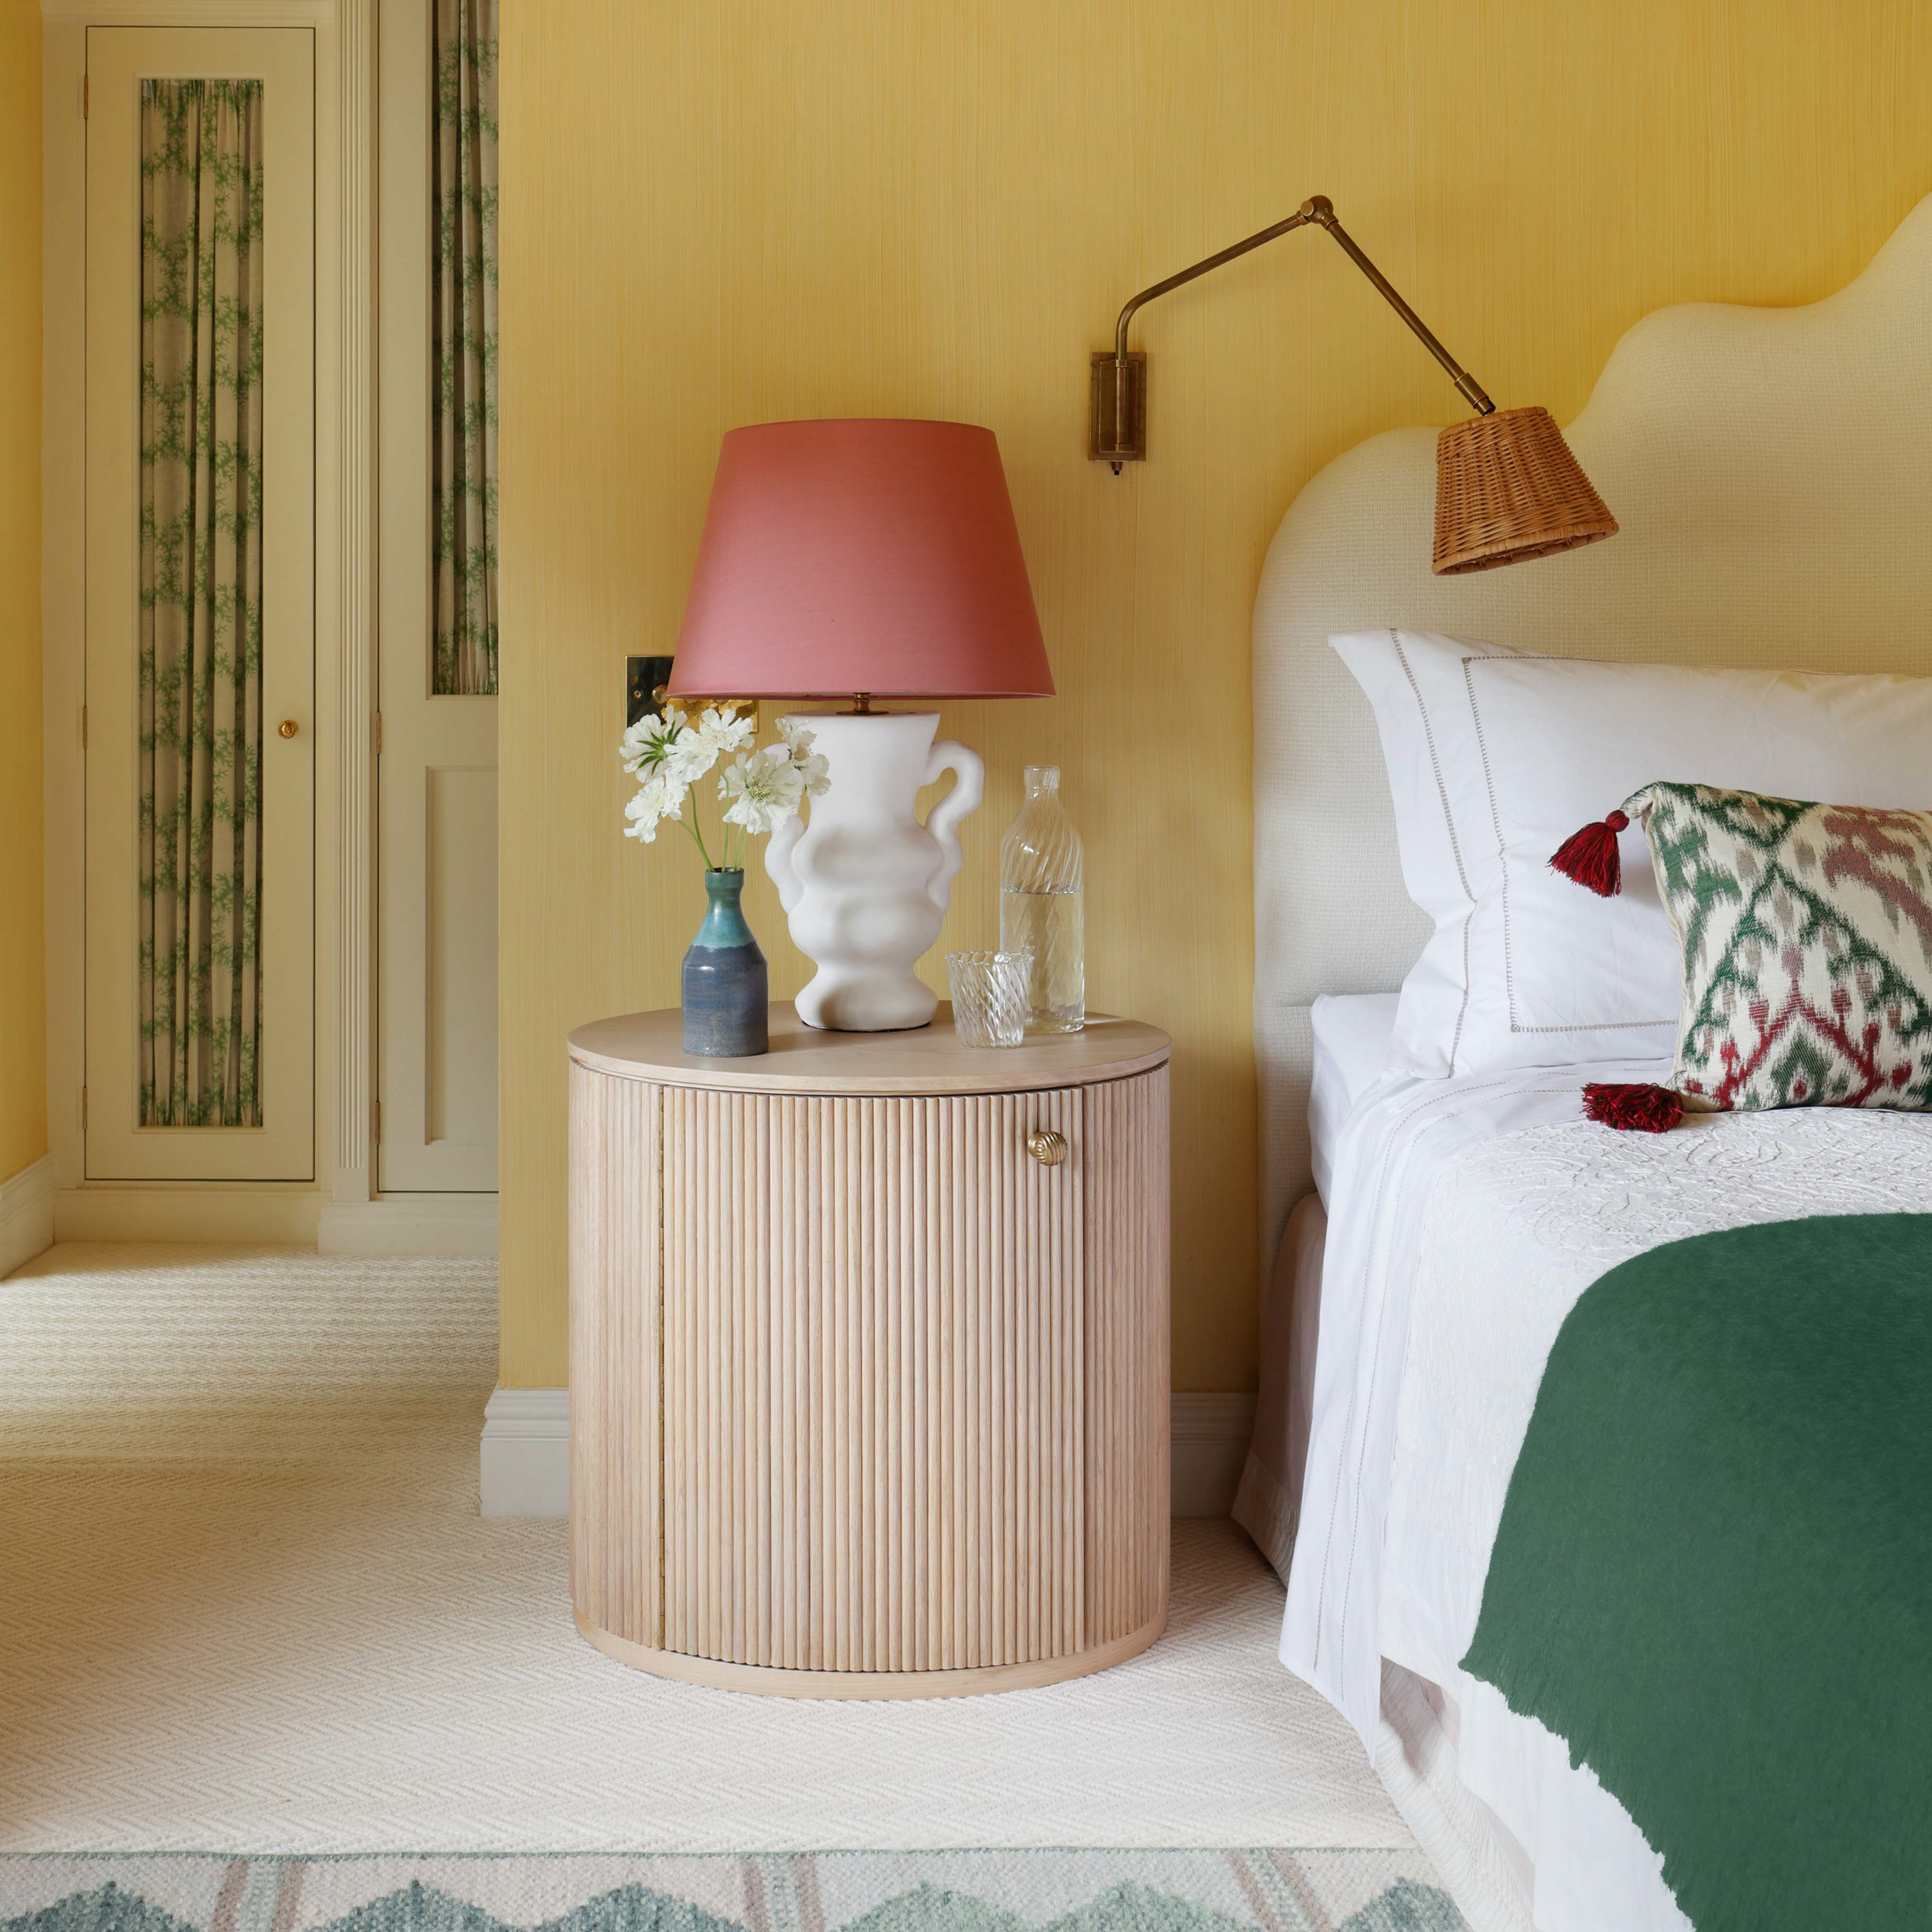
[1025, 1128, 1068, 1167]
[278, 719, 300, 739]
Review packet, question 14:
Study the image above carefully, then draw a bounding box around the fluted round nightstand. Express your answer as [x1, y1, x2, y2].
[566, 1001, 1172, 1698]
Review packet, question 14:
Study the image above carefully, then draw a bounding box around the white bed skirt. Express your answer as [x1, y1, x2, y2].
[1230, 1191, 1323, 1583]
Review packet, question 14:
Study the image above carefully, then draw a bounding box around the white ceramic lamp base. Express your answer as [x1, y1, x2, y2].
[765, 712, 983, 1031]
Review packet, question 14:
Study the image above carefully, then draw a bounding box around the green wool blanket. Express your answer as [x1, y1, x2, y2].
[1460, 1213, 1932, 1932]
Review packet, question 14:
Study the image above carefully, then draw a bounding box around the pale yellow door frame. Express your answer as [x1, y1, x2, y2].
[376, 0, 499, 1195]
[41, 0, 364, 1242]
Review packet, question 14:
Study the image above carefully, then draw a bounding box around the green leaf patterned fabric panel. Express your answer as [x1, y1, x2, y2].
[433, 0, 499, 697]
[138, 79, 265, 1129]
[1628, 780, 1932, 1113]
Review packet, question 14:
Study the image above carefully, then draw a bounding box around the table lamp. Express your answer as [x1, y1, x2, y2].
[669, 418, 1053, 1033]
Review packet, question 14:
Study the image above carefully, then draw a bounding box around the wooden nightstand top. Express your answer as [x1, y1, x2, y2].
[568, 1002, 1170, 1095]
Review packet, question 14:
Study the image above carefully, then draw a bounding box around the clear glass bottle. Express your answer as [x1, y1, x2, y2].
[999, 765, 1084, 1033]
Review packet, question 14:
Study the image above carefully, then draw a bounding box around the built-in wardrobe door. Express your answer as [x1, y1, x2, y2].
[83, 28, 314, 1182]
[376, 0, 499, 1193]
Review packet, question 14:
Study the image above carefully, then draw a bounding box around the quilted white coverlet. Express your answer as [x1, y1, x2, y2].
[1284, 1064, 1932, 1930]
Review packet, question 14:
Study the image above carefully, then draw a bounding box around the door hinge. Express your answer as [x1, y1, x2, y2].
[80, 704, 87, 750]
[372, 711, 382, 755]
[80, 1087, 88, 1129]
[372, 1098, 381, 1144]
[82, 73, 88, 118]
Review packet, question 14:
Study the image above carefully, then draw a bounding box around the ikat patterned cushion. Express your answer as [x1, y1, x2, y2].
[1550, 781, 1932, 1125]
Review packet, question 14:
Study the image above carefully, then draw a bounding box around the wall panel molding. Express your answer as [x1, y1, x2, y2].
[39, 2, 331, 21]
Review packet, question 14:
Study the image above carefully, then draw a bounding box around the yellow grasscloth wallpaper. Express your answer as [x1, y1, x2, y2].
[0, 0, 44, 1187]
[499, 0, 1932, 1392]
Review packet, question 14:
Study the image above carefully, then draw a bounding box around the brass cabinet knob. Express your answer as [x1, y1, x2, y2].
[278, 719, 300, 739]
[1026, 1128, 1068, 1167]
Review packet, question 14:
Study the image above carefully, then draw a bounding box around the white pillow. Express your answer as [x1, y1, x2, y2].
[1334, 630, 1932, 1078]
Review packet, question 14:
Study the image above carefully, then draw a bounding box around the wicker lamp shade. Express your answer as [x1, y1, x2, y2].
[1433, 406, 1619, 575]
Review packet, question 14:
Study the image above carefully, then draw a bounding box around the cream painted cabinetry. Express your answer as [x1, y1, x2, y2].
[566, 1004, 1171, 1697]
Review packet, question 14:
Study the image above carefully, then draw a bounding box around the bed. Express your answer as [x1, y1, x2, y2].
[1237, 194, 1932, 1932]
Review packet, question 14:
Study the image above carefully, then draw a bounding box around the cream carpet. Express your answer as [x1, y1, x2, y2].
[0, 1244, 1411, 1857]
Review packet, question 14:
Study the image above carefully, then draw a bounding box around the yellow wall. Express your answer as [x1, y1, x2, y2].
[499, 0, 1932, 1392]
[0, 0, 43, 1187]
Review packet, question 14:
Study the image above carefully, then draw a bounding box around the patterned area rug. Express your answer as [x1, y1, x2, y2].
[0, 1853, 1465, 1932]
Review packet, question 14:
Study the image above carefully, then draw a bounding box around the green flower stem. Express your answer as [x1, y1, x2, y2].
[676, 799, 716, 871]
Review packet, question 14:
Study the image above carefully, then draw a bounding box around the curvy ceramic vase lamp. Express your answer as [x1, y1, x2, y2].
[668, 419, 1052, 1033]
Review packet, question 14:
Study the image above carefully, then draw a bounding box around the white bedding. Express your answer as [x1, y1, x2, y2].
[1308, 993, 1399, 1204]
[1282, 1061, 1932, 1931]
[1232, 995, 1400, 1574]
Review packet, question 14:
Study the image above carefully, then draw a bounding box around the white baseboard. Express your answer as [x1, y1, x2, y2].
[479, 1386, 1258, 1521]
[319, 1193, 498, 1256]
[480, 1386, 570, 1517]
[45, 1184, 493, 1253]
[1171, 1391, 1258, 1518]
[54, 1183, 324, 1244]
[0, 1155, 57, 1278]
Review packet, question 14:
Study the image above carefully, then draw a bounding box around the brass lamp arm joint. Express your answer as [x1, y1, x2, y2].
[1301, 197, 1494, 416]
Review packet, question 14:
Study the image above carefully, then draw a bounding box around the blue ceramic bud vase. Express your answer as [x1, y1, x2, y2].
[682, 869, 769, 1057]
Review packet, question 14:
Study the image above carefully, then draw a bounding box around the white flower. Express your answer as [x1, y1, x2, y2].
[619, 707, 697, 781]
[776, 717, 831, 798]
[719, 743, 806, 836]
[620, 706, 825, 854]
[621, 773, 680, 844]
[794, 746, 831, 798]
[661, 731, 716, 787]
[695, 705, 756, 765]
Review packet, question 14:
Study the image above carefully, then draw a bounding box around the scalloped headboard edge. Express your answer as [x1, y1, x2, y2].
[1251, 192, 1932, 1264]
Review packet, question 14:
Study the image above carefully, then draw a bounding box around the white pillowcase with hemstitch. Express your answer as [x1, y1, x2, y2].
[1334, 630, 1932, 1079]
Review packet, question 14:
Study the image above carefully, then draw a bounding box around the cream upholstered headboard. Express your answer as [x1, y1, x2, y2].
[1252, 192, 1932, 1264]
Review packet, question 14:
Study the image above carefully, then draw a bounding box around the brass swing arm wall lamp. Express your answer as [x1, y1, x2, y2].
[1089, 195, 1619, 574]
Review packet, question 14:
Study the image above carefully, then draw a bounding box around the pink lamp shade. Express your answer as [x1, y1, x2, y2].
[668, 419, 1053, 701]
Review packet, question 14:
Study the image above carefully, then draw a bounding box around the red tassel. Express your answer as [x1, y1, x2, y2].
[1549, 809, 1629, 897]
[1582, 1082, 1684, 1133]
